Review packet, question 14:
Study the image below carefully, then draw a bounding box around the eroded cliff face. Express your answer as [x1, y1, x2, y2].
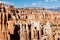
[0, 3, 60, 40]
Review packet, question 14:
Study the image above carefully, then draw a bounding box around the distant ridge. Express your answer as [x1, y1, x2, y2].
[16, 7, 47, 10]
[48, 7, 60, 12]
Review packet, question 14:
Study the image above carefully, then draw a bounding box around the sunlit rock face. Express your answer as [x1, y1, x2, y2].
[0, 3, 60, 40]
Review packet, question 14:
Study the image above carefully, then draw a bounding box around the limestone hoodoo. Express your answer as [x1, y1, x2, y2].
[0, 3, 60, 40]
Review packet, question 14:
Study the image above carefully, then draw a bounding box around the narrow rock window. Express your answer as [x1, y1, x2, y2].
[16, 10, 19, 13]
[58, 38, 60, 40]
[3, 7, 6, 12]
[8, 14, 11, 21]
[10, 10, 15, 13]
[28, 24, 31, 30]
[38, 31, 39, 40]
[4, 14, 6, 25]
[24, 24, 26, 30]
[0, 8, 1, 12]
[28, 24, 31, 40]
[44, 39, 46, 40]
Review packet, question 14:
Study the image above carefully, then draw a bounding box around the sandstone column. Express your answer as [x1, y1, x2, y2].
[26, 23, 30, 40]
